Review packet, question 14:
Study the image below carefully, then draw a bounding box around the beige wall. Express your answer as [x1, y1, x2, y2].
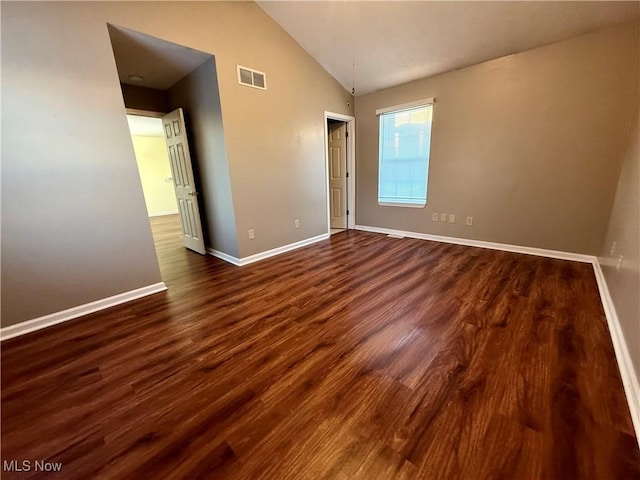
[131, 135, 178, 216]
[168, 58, 239, 256]
[1, 2, 163, 327]
[1, 1, 352, 327]
[213, 5, 353, 257]
[355, 23, 639, 255]
[600, 105, 640, 388]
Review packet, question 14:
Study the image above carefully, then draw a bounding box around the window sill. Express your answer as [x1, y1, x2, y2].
[378, 202, 426, 209]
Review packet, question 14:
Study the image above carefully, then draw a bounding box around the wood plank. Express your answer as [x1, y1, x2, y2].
[1, 214, 638, 479]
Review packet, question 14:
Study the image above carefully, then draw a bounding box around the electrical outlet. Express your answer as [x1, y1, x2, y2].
[466, 216, 473, 226]
[610, 241, 617, 257]
[294, 219, 300, 229]
[616, 255, 624, 272]
[248, 229, 255, 240]
[440, 213, 447, 222]
[432, 213, 438, 222]
[448, 214, 455, 223]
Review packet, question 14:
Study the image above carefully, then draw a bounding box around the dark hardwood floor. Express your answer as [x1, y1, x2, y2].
[2, 214, 639, 479]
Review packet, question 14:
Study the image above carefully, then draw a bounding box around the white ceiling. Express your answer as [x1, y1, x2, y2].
[127, 115, 164, 137]
[258, 1, 640, 96]
[108, 24, 212, 90]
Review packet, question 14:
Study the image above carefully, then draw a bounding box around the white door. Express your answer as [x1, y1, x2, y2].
[162, 108, 206, 255]
[328, 122, 347, 229]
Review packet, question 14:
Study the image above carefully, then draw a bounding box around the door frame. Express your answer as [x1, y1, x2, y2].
[126, 108, 165, 118]
[324, 111, 355, 232]
[125, 109, 179, 218]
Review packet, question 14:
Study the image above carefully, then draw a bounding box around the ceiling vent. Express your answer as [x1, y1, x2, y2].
[237, 65, 267, 90]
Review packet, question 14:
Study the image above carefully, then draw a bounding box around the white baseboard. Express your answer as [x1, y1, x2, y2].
[0, 282, 167, 341]
[355, 225, 595, 263]
[206, 248, 242, 266]
[207, 233, 330, 267]
[3, 227, 637, 448]
[2, 233, 332, 341]
[592, 261, 640, 447]
[148, 210, 179, 217]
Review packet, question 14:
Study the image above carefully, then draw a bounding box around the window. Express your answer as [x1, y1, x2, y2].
[377, 99, 434, 207]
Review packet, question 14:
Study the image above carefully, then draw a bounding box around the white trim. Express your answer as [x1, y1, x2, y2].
[378, 201, 426, 208]
[355, 225, 595, 263]
[592, 261, 640, 447]
[239, 233, 329, 266]
[207, 233, 330, 267]
[324, 111, 354, 122]
[125, 108, 165, 118]
[376, 97, 435, 115]
[0, 283, 167, 341]
[206, 248, 242, 266]
[324, 111, 356, 233]
[148, 210, 179, 217]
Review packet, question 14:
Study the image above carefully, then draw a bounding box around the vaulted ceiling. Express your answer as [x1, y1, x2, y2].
[107, 2, 640, 96]
[258, 1, 640, 96]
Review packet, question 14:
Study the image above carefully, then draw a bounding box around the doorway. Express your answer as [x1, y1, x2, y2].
[126, 109, 206, 256]
[324, 112, 356, 235]
[126, 112, 183, 256]
[108, 24, 217, 261]
[127, 114, 178, 218]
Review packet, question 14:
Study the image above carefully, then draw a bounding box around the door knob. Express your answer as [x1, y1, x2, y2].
[188, 192, 198, 196]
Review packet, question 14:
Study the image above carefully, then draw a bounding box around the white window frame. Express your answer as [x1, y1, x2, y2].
[377, 98, 434, 208]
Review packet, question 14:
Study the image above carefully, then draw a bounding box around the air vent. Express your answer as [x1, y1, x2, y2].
[237, 65, 267, 90]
